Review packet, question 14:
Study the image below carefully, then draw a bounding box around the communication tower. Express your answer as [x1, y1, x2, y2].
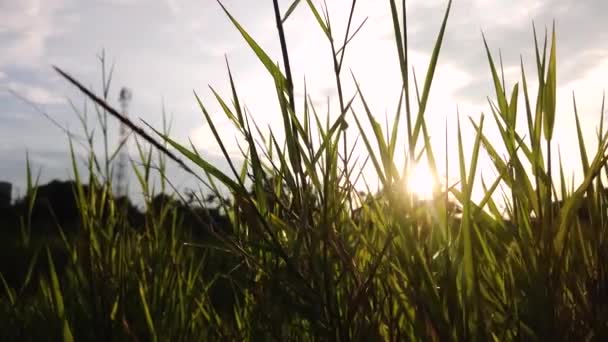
[116, 87, 132, 198]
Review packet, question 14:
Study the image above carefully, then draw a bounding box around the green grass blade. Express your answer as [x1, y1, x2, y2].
[352, 75, 395, 180]
[457, 115, 474, 300]
[218, 1, 288, 87]
[147, 123, 245, 196]
[209, 86, 243, 131]
[412, 0, 452, 145]
[572, 93, 590, 174]
[47, 247, 74, 342]
[543, 23, 557, 141]
[508, 83, 519, 128]
[0, 273, 15, 305]
[139, 282, 158, 342]
[351, 108, 387, 186]
[305, 0, 330, 38]
[482, 34, 509, 118]
[282, 0, 302, 23]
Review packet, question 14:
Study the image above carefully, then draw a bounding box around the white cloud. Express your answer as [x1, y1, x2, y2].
[0, 0, 74, 68]
[98, 0, 140, 5]
[4, 81, 65, 105]
[470, 0, 545, 28]
[165, 0, 181, 15]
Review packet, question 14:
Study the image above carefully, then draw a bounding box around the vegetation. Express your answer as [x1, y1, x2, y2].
[2, 0, 608, 340]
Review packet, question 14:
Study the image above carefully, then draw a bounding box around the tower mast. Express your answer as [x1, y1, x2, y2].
[116, 87, 132, 198]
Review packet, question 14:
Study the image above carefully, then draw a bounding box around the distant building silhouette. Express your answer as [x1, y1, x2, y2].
[0, 181, 11, 208]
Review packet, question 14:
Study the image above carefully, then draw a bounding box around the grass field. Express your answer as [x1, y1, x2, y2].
[2, 0, 608, 340]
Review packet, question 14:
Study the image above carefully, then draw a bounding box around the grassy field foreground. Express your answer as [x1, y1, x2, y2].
[3, 0, 608, 340]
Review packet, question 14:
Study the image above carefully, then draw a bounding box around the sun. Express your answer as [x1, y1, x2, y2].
[406, 162, 437, 200]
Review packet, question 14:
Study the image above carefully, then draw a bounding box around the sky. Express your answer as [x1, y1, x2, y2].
[1, 0, 607, 205]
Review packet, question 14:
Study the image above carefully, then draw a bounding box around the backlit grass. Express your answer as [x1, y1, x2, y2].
[2, 0, 608, 341]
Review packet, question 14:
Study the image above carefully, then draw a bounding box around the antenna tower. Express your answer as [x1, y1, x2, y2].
[116, 87, 132, 198]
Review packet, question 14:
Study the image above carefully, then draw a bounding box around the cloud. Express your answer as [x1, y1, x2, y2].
[401, 0, 608, 104]
[165, 0, 181, 15]
[99, 0, 141, 5]
[0, 0, 76, 69]
[3, 81, 65, 105]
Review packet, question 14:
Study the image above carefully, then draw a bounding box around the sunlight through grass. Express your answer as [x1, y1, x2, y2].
[406, 162, 437, 200]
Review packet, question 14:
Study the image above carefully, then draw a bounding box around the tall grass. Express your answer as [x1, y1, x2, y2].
[2, 0, 608, 340]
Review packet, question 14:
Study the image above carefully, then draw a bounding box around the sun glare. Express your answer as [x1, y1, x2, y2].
[406, 163, 437, 200]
